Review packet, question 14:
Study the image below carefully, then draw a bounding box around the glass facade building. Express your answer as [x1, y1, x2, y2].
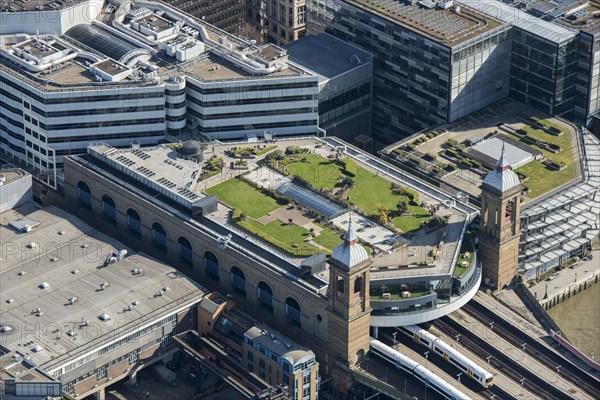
[575, 31, 600, 126]
[509, 28, 579, 119]
[316, 0, 600, 142]
[325, 1, 512, 143]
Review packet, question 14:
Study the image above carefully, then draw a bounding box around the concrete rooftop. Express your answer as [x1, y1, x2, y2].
[0, 203, 206, 371]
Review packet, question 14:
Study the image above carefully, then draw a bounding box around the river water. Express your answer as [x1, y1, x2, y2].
[547, 283, 600, 358]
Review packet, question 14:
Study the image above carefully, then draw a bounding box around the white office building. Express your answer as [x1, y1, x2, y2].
[0, 0, 319, 185]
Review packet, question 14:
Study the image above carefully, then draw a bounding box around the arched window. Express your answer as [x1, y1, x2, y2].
[257, 281, 273, 312]
[178, 237, 193, 265]
[152, 222, 167, 252]
[230, 267, 246, 295]
[336, 276, 345, 298]
[102, 195, 116, 223]
[204, 251, 219, 281]
[354, 276, 363, 297]
[285, 297, 301, 327]
[126, 209, 142, 238]
[77, 181, 92, 209]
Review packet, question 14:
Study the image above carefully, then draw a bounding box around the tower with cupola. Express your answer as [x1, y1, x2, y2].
[327, 215, 372, 368]
[478, 144, 522, 290]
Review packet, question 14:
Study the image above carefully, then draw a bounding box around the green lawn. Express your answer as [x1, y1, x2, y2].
[234, 212, 322, 256]
[206, 178, 281, 218]
[512, 120, 575, 199]
[453, 256, 473, 278]
[314, 226, 344, 251]
[285, 154, 344, 189]
[349, 168, 430, 233]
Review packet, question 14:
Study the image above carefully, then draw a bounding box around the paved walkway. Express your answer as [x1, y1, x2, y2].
[529, 249, 600, 306]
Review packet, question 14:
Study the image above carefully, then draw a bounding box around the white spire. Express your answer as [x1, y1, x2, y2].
[482, 141, 520, 192]
[331, 212, 369, 269]
[497, 142, 510, 170]
[343, 212, 358, 243]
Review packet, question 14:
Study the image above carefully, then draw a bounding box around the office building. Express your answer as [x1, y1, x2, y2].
[247, 0, 307, 44]
[243, 326, 319, 400]
[286, 33, 373, 141]
[314, 0, 600, 143]
[323, 0, 512, 144]
[0, 0, 319, 185]
[162, 0, 246, 34]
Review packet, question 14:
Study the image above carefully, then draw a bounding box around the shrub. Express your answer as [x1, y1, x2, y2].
[445, 138, 458, 147]
[285, 145, 300, 154]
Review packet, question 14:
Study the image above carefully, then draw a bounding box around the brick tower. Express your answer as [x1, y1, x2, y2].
[327, 215, 372, 390]
[478, 144, 522, 290]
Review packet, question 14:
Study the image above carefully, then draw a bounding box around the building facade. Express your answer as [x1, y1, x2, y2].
[162, 0, 245, 34]
[0, 0, 319, 184]
[243, 326, 320, 400]
[312, 0, 600, 143]
[246, 0, 307, 45]
[324, 0, 511, 144]
[56, 136, 482, 384]
[286, 33, 373, 141]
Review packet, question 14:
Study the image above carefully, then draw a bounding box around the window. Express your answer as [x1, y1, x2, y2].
[285, 297, 301, 327]
[231, 266, 246, 295]
[178, 237, 193, 265]
[127, 208, 142, 238]
[257, 282, 274, 312]
[102, 195, 117, 223]
[77, 181, 92, 209]
[152, 222, 168, 252]
[204, 251, 220, 281]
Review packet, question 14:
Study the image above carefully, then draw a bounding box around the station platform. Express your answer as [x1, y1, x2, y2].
[444, 308, 595, 400]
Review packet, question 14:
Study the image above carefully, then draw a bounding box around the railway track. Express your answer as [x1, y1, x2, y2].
[434, 317, 575, 400]
[380, 328, 516, 400]
[465, 300, 600, 399]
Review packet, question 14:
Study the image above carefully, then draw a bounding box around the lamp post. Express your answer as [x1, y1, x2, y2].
[489, 321, 494, 332]
[519, 378, 526, 395]
[555, 365, 561, 383]
[457, 373, 462, 385]
[424, 351, 429, 367]
[544, 283, 548, 300]
[455, 334, 461, 347]
[392, 331, 397, 347]
[521, 343, 527, 360]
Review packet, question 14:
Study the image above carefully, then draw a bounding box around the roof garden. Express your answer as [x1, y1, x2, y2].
[343, 0, 502, 46]
[381, 99, 578, 203]
[191, 138, 471, 282]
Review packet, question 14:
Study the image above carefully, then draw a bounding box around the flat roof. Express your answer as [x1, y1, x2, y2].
[0, 0, 85, 12]
[464, 135, 540, 168]
[285, 33, 373, 82]
[87, 144, 205, 207]
[180, 54, 304, 82]
[0, 1, 310, 91]
[0, 203, 207, 370]
[0, 168, 29, 186]
[342, 0, 501, 46]
[245, 324, 314, 364]
[457, 0, 578, 43]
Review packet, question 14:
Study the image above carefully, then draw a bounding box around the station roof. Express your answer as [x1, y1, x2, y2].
[0, 203, 207, 371]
